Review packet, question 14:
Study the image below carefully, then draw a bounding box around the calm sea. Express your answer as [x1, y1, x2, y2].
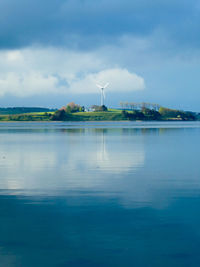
[0, 121, 200, 267]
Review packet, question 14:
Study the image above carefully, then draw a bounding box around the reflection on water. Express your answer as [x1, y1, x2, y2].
[0, 124, 199, 207]
[0, 127, 145, 194]
[0, 122, 200, 266]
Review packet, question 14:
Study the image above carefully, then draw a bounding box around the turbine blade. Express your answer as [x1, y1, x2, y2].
[104, 83, 109, 88]
[96, 84, 103, 89]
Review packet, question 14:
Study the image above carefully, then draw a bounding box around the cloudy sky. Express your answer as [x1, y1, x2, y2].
[0, 0, 199, 110]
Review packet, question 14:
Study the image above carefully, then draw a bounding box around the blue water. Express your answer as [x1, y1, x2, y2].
[0, 121, 200, 266]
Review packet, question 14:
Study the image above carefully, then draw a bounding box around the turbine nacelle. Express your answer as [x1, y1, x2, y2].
[96, 83, 109, 90]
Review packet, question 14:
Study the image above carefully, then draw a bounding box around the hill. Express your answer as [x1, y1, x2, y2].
[0, 106, 198, 122]
[0, 107, 56, 115]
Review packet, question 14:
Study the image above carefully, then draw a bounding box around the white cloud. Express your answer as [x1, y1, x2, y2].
[68, 68, 145, 94]
[0, 47, 145, 97]
[0, 72, 59, 97]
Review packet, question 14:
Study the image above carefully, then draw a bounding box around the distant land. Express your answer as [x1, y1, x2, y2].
[0, 107, 56, 115]
[0, 103, 199, 122]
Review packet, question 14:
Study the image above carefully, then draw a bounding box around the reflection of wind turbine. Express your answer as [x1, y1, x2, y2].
[96, 130, 109, 167]
[96, 129, 145, 173]
[100, 130, 108, 162]
[96, 83, 109, 106]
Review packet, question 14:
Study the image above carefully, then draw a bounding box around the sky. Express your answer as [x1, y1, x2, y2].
[0, 0, 200, 111]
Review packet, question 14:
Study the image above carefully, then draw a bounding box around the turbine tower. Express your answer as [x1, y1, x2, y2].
[96, 83, 109, 106]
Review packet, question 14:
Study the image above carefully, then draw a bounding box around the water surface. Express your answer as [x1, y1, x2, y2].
[0, 121, 200, 266]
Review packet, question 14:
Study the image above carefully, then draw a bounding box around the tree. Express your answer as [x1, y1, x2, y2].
[130, 102, 136, 110]
[66, 102, 81, 113]
[51, 110, 68, 121]
[130, 110, 145, 120]
[121, 110, 128, 118]
[158, 107, 196, 120]
[120, 102, 125, 110]
[91, 105, 108, 112]
[142, 108, 161, 120]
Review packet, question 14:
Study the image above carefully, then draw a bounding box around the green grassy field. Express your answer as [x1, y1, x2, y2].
[0, 112, 52, 121]
[72, 111, 125, 121]
[0, 110, 125, 121]
[0, 108, 197, 122]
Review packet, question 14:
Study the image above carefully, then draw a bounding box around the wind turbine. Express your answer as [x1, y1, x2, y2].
[96, 83, 109, 106]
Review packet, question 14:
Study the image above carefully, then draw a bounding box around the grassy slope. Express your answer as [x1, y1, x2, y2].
[0, 108, 197, 121]
[0, 108, 55, 115]
[0, 112, 52, 121]
[0, 110, 125, 121]
[72, 110, 125, 121]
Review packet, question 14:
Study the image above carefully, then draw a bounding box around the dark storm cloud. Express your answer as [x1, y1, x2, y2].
[0, 0, 199, 50]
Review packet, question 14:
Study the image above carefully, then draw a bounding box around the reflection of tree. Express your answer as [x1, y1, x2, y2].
[61, 128, 85, 135]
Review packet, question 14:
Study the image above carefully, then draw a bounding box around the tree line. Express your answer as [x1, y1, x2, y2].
[119, 102, 161, 111]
